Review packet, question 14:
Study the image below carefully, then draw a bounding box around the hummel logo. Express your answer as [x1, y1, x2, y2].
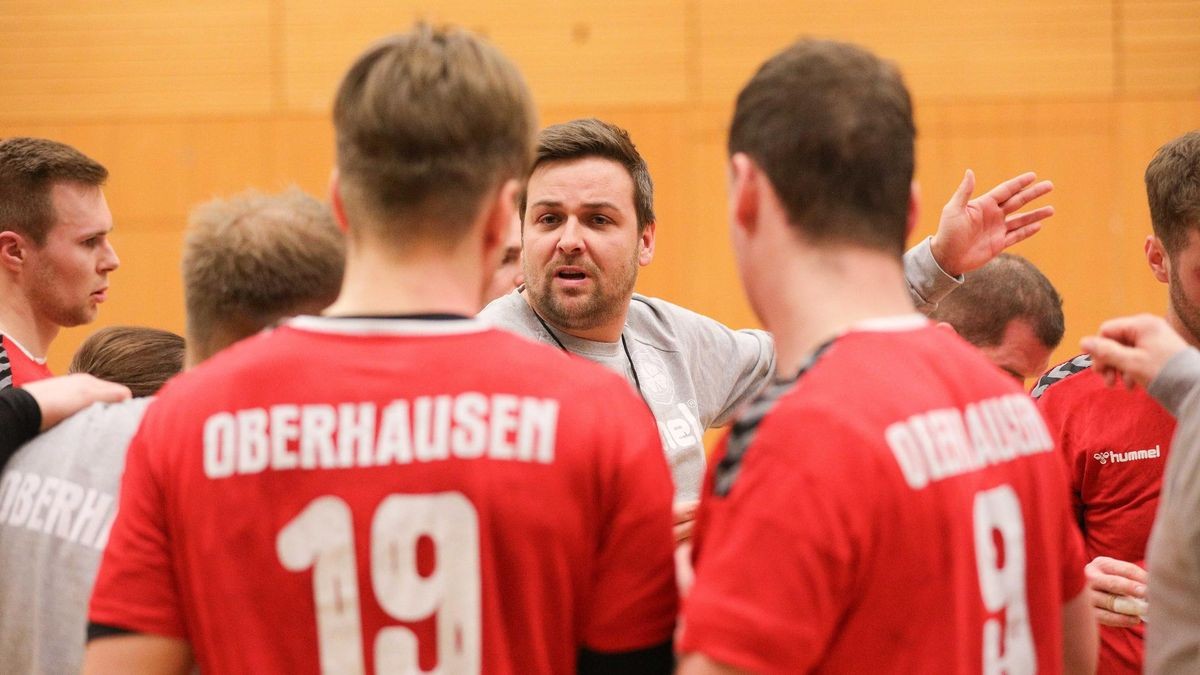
[1094, 445, 1162, 465]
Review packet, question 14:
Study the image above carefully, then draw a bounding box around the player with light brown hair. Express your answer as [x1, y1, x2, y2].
[86, 25, 675, 674]
[0, 137, 119, 388]
[181, 187, 345, 365]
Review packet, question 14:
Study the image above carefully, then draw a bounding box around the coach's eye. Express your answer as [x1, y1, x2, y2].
[536, 213, 561, 226]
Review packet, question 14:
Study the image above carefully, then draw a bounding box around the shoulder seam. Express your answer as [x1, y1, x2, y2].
[1031, 354, 1093, 399]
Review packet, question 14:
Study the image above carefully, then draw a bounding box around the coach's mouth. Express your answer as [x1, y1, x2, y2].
[554, 266, 589, 282]
[91, 287, 108, 302]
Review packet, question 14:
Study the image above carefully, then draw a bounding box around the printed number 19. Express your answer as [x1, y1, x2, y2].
[973, 484, 1035, 675]
[276, 493, 482, 674]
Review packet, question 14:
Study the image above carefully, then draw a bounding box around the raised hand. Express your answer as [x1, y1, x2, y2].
[930, 170, 1054, 276]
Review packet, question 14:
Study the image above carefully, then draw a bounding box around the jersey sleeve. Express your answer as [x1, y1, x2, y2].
[88, 404, 186, 639]
[580, 381, 678, 653]
[679, 407, 875, 673]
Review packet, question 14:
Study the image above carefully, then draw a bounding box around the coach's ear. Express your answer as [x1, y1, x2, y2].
[1145, 235, 1170, 284]
[328, 170, 350, 233]
[906, 179, 921, 239]
[729, 153, 760, 237]
[0, 230, 27, 273]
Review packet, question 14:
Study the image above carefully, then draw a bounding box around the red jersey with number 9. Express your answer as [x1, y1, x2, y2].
[679, 318, 1086, 674]
[88, 316, 677, 674]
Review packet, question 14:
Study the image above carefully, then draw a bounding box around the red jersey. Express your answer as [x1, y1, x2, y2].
[88, 316, 677, 674]
[0, 334, 52, 388]
[680, 318, 1086, 674]
[1034, 354, 1173, 674]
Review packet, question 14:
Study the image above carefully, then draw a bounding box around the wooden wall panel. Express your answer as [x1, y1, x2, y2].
[697, 0, 1116, 103]
[1119, 0, 1200, 95]
[281, 0, 689, 111]
[0, 0, 273, 119]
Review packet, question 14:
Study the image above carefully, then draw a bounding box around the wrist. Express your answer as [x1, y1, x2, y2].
[928, 234, 962, 278]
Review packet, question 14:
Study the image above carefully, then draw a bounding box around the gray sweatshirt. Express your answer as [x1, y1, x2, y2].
[480, 237, 959, 499]
[1145, 347, 1200, 674]
[0, 398, 152, 675]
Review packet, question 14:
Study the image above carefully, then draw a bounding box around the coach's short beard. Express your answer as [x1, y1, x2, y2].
[527, 257, 638, 334]
[1169, 262, 1200, 344]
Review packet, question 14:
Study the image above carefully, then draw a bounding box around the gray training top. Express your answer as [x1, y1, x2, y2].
[479, 236, 960, 500]
[1144, 348, 1200, 675]
[0, 397, 152, 675]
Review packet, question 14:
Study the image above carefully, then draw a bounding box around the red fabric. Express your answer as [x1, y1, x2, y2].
[1036, 363, 1174, 674]
[88, 321, 677, 674]
[2, 335, 51, 386]
[680, 325, 1086, 674]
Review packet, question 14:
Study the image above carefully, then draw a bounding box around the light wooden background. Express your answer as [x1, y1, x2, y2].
[1, 0, 1197, 376]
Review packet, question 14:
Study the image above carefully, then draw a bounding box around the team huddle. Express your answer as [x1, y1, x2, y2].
[1, 22, 1198, 675]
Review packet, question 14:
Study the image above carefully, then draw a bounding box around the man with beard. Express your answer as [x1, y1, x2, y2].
[1032, 129, 1200, 674]
[482, 117, 1056, 505]
[0, 138, 120, 388]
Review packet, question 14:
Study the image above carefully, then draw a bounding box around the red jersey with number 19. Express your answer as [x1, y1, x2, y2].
[88, 316, 677, 674]
[680, 318, 1086, 674]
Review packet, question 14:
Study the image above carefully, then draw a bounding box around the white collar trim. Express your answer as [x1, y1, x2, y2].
[287, 315, 490, 337]
[1, 332, 47, 364]
[848, 313, 930, 333]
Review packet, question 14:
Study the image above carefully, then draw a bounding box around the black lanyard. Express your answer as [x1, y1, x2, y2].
[530, 309, 644, 398]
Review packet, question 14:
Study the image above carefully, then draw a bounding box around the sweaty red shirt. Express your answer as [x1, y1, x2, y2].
[681, 318, 1086, 674]
[1034, 354, 1173, 674]
[88, 316, 677, 674]
[0, 334, 52, 388]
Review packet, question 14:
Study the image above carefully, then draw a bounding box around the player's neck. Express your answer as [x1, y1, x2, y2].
[1165, 307, 1200, 349]
[325, 241, 485, 319]
[762, 247, 915, 376]
[0, 281, 57, 358]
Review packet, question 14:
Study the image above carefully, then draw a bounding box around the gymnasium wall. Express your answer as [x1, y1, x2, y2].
[1, 0, 1198, 375]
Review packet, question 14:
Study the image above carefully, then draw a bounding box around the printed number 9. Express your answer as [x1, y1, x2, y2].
[973, 484, 1035, 675]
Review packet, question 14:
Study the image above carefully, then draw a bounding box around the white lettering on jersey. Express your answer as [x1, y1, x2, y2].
[886, 394, 1054, 490]
[0, 470, 116, 549]
[1093, 445, 1162, 465]
[202, 394, 560, 479]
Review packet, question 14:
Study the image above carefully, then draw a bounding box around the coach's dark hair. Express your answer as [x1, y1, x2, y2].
[729, 38, 914, 255]
[520, 118, 655, 232]
[928, 253, 1064, 350]
[333, 25, 536, 249]
[1145, 130, 1200, 257]
[69, 326, 185, 398]
[0, 137, 108, 245]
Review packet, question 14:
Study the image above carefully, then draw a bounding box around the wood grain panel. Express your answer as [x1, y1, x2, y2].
[0, 0, 273, 119]
[1119, 0, 1200, 94]
[697, 0, 1116, 103]
[281, 0, 688, 111]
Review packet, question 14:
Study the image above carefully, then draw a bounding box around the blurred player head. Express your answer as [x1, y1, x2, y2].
[330, 24, 535, 308]
[0, 138, 118, 337]
[519, 118, 656, 338]
[725, 38, 917, 322]
[182, 188, 345, 365]
[1144, 130, 1200, 343]
[927, 253, 1064, 383]
[68, 325, 185, 397]
[484, 212, 524, 304]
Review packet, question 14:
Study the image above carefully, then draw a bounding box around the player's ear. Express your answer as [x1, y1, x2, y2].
[906, 180, 921, 239]
[1145, 235, 1170, 284]
[328, 170, 350, 234]
[729, 153, 759, 237]
[0, 230, 28, 273]
[483, 179, 520, 257]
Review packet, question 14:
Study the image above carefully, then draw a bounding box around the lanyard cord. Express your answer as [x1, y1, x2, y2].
[530, 308, 644, 398]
